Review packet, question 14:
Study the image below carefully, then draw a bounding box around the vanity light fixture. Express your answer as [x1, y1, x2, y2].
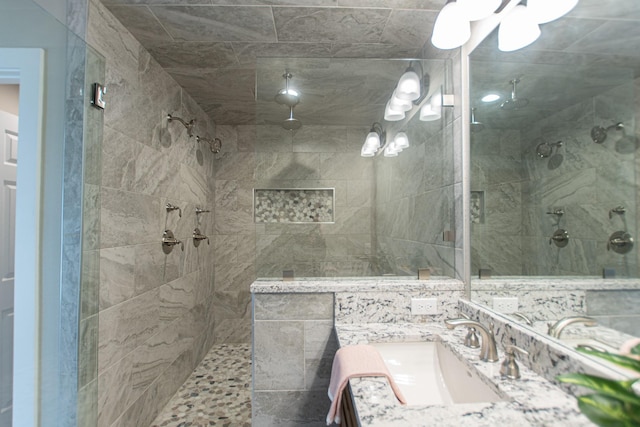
[431, 1, 471, 49]
[498, 3, 541, 52]
[389, 90, 413, 112]
[384, 132, 411, 157]
[431, 0, 501, 49]
[395, 68, 421, 101]
[361, 122, 385, 157]
[419, 89, 444, 122]
[384, 141, 400, 157]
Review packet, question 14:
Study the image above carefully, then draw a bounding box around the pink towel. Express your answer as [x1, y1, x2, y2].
[326, 344, 406, 425]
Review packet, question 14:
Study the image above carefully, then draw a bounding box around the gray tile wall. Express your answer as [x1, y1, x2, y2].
[586, 289, 640, 336]
[87, 1, 217, 426]
[520, 80, 638, 277]
[253, 293, 337, 427]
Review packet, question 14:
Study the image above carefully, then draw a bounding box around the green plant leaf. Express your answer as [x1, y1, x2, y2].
[631, 344, 640, 356]
[578, 394, 640, 426]
[576, 347, 640, 373]
[557, 373, 640, 406]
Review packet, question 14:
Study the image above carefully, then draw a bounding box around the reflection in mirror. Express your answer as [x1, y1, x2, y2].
[253, 58, 457, 279]
[467, 0, 640, 365]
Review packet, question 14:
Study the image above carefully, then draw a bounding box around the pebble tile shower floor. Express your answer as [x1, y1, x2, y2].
[150, 343, 251, 427]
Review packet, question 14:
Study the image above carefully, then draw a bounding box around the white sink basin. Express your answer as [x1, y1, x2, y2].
[371, 341, 506, 406]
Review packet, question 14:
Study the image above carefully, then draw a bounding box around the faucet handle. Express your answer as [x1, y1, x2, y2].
[500, 345, 529, 380]
[464, 327, 481, 348]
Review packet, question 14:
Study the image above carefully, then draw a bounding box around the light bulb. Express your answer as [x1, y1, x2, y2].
[498, 5, 541, 52]
[364, 131, 381, 150]
[431, 2, 471, 49]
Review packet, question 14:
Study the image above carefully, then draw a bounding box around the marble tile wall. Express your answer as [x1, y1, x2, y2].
[253, 124, 375, 279]
[86, 1, 217, 426]
[252, 293, 337, 427]
[470, 128, 523, 276]
[520, 80, 638, 277]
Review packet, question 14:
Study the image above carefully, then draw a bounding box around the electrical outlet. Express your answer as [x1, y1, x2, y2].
[411, 298, 438, 315]
[493, 297, 518, 313]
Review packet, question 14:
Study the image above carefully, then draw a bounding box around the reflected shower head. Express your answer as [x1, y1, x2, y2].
[501, 78, 529, 110]
[470, 107, 484, 133]
[591, 122, 624, 144]
[536, 140, 563, 158]
[275, 72, 300, 107]
[282, 106, 302, 131]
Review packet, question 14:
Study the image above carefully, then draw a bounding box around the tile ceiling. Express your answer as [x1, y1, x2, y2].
[102, 0, 640, 129]
[100, 0, 444, 126]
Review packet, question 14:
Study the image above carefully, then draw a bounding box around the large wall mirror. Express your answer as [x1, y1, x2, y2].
[468, 0, 640, 354]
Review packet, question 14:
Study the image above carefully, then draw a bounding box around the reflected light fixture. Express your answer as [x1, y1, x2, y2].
[431, 1, 471, 49]
[361, 122, 385, 157]
[396, 68, 421, 101]
[394, 132, 410, 150]
[384, 99, 405, 121]
[384, 141, 400, 157]
[481, 93, 501, 103]
[527, 0, 579, 24]
[498, 4, 541, 52]
[389, 90, 413, 112]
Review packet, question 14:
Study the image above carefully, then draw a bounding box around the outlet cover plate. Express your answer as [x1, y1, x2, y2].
[493, 297, 518, 313]
[411, 298, 438, 315]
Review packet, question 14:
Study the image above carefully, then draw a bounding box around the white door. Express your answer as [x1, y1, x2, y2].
[0, 110, 17, 427]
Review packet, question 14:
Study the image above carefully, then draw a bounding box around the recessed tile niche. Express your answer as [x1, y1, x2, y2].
[254, 188, 335, 223]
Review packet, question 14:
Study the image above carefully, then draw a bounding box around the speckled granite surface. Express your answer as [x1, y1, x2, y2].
[250, 277, 465, 293]
[150, 344, 251, 427]
[335, 323, 592, 427]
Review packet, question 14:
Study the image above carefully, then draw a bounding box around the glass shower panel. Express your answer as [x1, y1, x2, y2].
[254, 58, 455, 278]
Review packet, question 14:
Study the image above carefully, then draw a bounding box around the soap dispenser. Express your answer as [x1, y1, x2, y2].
[500, 345, 529, 379]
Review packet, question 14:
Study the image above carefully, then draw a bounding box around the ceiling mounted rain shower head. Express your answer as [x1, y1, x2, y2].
[470, 107, 484, 133]
[275, 72, 300, 107]
[501, 78, 529, 110]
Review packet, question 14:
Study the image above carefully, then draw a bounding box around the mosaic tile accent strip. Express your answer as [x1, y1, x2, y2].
[150, 344, 251, 427]
[254, 188, 334, 223]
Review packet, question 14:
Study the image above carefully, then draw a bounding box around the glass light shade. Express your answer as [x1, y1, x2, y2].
[527, 0, 579, 24]
[395, 71, 421, 101]
[384, 142, 400, 157]
[394, 132, 410, 150]
[431, 2, 471, 49]
[390, 91, 413, 112]
[364, 131, 381, 150]
[419, 104, 441, 122]
[498, 5, 541, 52]
[457, 0, 501, 21]
[384, 100, 405, 121]
[360, 146, 376, 157]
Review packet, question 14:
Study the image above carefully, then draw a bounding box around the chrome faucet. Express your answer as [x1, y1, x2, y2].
[547, 316, 597, 339]
[445, 319, 499, 362]
[511, 312, 533, 326]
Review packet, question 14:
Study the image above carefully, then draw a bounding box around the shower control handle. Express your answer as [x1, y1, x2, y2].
[162, 229, 183, 254]
[607, 231, 634, 254]
[549, 229, 569, 247]
[192, 228, 210, 247]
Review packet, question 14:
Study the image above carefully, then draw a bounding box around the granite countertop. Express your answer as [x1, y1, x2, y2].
[471, 276, 640, 290]
[250, 277, 464, 293]
[335, 323, 592, 427]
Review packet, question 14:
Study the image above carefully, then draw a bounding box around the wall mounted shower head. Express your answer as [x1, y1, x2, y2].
[536, 140, 563, 158]
[501, 78, 529, 110]
[591, 122, 624, 144]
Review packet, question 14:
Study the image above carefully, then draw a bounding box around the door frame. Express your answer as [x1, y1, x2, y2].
[0, 48, 45, 427]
